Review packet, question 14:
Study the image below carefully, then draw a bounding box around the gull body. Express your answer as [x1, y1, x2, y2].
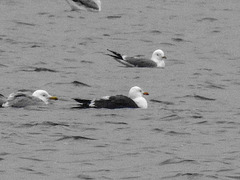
[73, 86, 149, 109]
[2, 90, 58, 108]
[107, 49, 166, 68]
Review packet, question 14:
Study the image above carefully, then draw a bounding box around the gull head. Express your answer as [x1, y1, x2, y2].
[151, 49, 166, 67]
[128, 86, 149, 99]
[128, 86, 149, 109]
[32, 90, 58, 104]
[152, 49, 166, 60]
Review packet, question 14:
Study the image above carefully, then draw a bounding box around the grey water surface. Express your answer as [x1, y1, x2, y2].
[1, 0, 240, 179]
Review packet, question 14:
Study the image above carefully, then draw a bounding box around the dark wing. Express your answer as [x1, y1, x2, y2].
[73, 0, 99, 10]
[94, 95, 139, 109]
[106, 49, 124, 60]
[72, 98, 92, 108]
[125, 57, 157, 67]
[106, 49, 135, 67]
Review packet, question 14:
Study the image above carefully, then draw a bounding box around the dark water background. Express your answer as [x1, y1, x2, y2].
[1, 0, 240, 179]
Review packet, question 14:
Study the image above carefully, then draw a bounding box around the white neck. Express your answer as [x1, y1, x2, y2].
[156, 60, 165, 68]
[133, 97, 148, 109]
[150, 56, 165, 67]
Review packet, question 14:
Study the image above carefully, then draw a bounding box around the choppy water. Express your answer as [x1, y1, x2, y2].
[1, 0, 240, 179]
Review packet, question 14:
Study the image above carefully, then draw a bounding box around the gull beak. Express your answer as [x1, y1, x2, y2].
[162, 56, 167, 59]
[143, 92, 149, 95]
[49, 96, 58, 100]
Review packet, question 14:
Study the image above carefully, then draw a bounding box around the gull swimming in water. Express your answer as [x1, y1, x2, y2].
[106, 49, 166, 68]
[73, 86, 149, 109]
[2, 90, 58, 108]
[65, 0, 101, 11]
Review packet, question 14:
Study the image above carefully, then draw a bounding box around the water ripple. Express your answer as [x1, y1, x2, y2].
[56, 135, 96, 141]
[160, 158, 198, 166]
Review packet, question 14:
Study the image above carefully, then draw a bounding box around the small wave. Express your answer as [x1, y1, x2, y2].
[0, 63, 8, 67]
[18, 121, 70, 128]
[56, 135, 96, 141]
[19, 167, 46, 176]
[152, 128, 164, 133]
[13, 21, 36, 26]
[19, 167, 35, 172]
[160, 158, 198, 166]
[21, 67, 58, 73]
[193, 94, 216, 101]
[150, 99, 174, 105]
[197, 17, 218, 22]
[0, 152, 10, 156]
[225, 175, 240, 179]
[72, 80, 91, 87]
[165, 131, 191, 136]
[37, 12, 49, 16]
[95, 113, 123, 117]
[184, 94, 216, 101]
[194, 120, 208, 124]
[171, 38, 185, 42]
[76, 174, 94, 180]
[54, 81, 91, 87]
[190, 115, 203, 119]
[19, 157, 44, 162]
[150, 30, 162, 34]
[205, 82, 225, 89]
[80, 60, 94, 64]
[36, 149, 58, 152]
[162, 172, 203, 179]
[105, 121, 128, 125]
[160, 42, 175, 46]
[106, 15, 122, 19]
[161, 114, 183, 121]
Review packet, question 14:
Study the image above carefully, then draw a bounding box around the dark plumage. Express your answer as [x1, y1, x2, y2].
[74, 95, 139, 109]
[73, 86, 149, 109]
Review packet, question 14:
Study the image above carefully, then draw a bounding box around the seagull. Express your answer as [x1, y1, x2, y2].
[2, 90, 58, 108]
[65, 0, 101, 11]
[73, 86, 149, 109]
[106, 49, 166, 68]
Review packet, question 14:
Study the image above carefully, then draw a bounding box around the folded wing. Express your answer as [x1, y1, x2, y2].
[73, 95, 139, 109]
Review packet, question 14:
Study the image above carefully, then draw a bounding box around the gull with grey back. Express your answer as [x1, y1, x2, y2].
[2, 90, 58, 108]
[106, 49, 166, 68]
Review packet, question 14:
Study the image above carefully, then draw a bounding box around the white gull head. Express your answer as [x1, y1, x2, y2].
[128, 86, 148, 109]
[151, 49, 166, 68]
[32, 90, 58, 104]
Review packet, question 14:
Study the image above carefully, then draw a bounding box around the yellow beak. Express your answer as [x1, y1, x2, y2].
[143, 92, 149, 95]
[49, 96, 58, 100]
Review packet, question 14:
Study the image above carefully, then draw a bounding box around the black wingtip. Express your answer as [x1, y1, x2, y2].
[73, 98, 91, 104]
[107, 49, 123, 60]
[72, 98, 92, 108]
[105, 53, 120, 59]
